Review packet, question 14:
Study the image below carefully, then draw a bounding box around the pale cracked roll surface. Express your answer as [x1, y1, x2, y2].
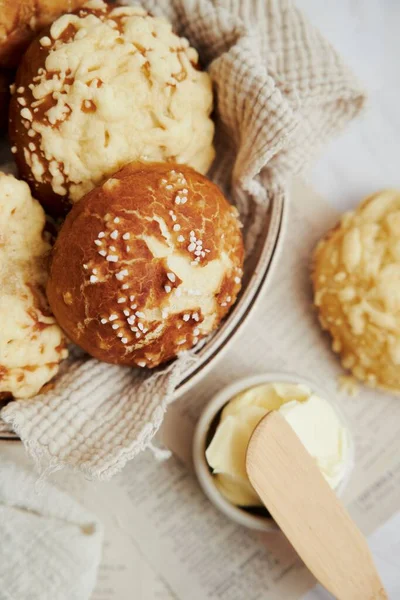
[9, 0, 215, 217]
[46, 163, 244, 368]
[312, 190, 400, 393]
[0, 172, 67, 399]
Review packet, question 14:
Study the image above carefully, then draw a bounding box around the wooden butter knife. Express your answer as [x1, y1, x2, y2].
[246, 411, 387, 600]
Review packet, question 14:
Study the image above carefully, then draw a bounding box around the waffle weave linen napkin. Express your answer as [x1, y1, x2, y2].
[1, 0, 365, 479]
[0, 453, 103, 600]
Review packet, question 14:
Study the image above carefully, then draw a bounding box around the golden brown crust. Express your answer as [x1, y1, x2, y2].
[0, 0, 87, 68]
[47, 162, 244, 368]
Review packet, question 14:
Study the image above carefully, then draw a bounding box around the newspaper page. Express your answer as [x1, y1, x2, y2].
[86, 179, 400, 599]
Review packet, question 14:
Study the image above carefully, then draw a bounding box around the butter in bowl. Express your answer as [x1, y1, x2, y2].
[192, 373, 354, 531]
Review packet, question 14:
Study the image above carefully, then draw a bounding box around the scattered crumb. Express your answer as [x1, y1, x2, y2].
[338, 375, 360, 397]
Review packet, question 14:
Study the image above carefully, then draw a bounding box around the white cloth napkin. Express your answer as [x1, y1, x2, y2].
[0, 454, 103, 600]
[1, 0, 366, 480]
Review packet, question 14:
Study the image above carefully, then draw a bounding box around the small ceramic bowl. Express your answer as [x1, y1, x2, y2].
[192, 372, 355, 531]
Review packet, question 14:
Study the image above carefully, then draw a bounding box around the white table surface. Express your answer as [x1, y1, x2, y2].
[298, 1, 400, 597]
[299, 0, 400, 211]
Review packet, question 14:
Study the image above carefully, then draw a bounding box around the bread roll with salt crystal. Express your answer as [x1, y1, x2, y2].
[0, 172, 67, 399]
[312, 189, 400, 393]
[46, 163, 244, 368]
[9, 0, 215, 216]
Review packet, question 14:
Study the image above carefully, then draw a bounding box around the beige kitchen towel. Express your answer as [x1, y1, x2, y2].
[0, 456, 103, 600]
[1, 0, 365, 479]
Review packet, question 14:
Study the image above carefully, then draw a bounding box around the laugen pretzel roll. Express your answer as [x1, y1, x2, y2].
[0, 0, 86, 68]
[46, 163, 244, 368]
[312, 189, 400, 393]
[9, 0, 215, 217]
[0, 172, 68, 399]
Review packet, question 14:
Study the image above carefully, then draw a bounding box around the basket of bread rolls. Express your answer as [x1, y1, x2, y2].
[0, 0, 284, 447]
[0, 0, 363, 476]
